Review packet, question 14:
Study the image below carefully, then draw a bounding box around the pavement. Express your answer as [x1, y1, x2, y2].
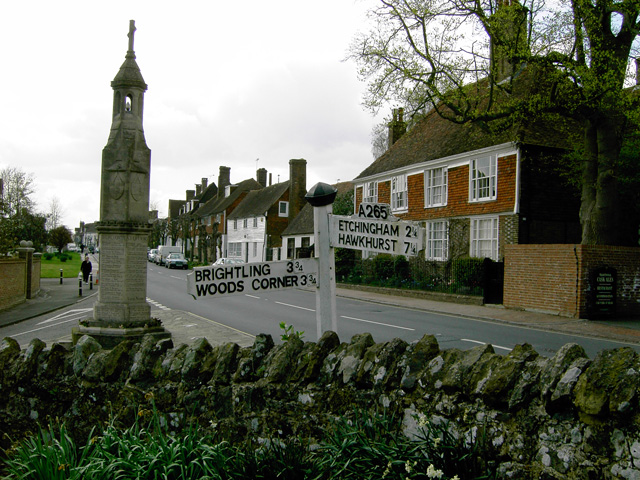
[1, 271, 640, 348]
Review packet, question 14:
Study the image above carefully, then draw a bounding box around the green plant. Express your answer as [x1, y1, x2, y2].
[279, 322, 304, 342]
[452, 258, 485, 288]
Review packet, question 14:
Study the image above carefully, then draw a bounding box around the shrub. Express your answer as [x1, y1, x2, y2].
[452, 257, 485, 288]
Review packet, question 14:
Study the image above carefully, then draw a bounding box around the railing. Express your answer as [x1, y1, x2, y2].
[336, 252, 503, 300]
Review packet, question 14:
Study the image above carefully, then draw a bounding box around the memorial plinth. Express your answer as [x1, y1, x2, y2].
[73, 20, 170, 348]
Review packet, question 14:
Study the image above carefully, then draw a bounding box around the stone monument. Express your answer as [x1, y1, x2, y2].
[73, 20, 170, 347]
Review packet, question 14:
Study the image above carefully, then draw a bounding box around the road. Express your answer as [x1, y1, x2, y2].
[2, 262, 639, 358]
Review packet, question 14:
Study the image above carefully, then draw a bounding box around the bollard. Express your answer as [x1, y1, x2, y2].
[78, 274, 83, 296]
[60, 269, 63, 285]
[90, 272, 93, 290]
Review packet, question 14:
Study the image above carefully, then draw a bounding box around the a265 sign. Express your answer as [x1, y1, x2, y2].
[329, 203, 424, 256]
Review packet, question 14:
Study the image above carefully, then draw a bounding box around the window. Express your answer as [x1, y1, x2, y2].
[253, 217, 258, 228]
[391, 175, 408, 211]
[425, 167, 448, 207]
[301, 237, 310, 249]
[470, 157, 497, 201]
[253, 242, 258, 257]
[425, 220, 449, 260]
[279, 201, 289, 217]
[287, 238, 295, 259]
[228, 242, 242, 257]
[470, 217, 499, 260]
[363, 181, 378, 203]
[233, 219, 237, 230]
[243, 218, 248, 228]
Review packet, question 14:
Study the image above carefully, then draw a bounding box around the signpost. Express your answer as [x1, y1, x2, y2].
[187, 259, 318, 299]
[184, 193, 424, 342]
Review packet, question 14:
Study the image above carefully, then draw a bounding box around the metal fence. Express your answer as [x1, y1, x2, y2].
[335, 252, 504, 301]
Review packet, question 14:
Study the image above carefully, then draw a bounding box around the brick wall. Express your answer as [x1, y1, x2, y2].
[504, 244, 640, 318]
[0, 259, 27, 311]
[30, 257, 41, 298]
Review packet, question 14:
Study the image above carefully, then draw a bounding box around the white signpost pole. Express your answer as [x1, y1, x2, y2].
[306, 183, 338, 338]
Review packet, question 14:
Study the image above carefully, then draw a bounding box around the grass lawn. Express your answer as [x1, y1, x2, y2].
[40, 253, 83, 279]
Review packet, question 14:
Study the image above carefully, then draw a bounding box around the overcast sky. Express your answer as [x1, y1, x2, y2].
[0, 0, 383, 231]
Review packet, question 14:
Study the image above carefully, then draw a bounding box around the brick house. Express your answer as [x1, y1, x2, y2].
[227, 159, 307, 262]
[196, 166, 263, 261]
[353, 108, 582, 262]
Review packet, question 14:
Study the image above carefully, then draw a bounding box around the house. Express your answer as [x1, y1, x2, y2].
[353, 83, 582, 263]
[226, 159, 307, 262]
[164, 177, 217, 252]
[281, 181, 353, 260]
[195, 165, 264, 261]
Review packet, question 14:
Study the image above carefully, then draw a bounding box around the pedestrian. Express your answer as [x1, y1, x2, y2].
[81, 254, 92, 284]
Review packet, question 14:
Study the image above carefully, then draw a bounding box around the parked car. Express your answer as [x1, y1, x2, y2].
[148, 248, 159, 262]
[157, 245, 182, 265]
[165, 252, 188, 269]
[212, 257, 245, 266]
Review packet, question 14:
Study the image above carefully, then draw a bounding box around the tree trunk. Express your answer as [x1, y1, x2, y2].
[580, 116, 622, 245]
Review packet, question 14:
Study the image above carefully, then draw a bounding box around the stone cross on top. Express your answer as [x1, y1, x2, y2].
[128, 20, 136, 52]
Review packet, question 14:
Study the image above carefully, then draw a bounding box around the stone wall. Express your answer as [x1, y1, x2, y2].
[1, 332, 639, 479]
[504, 244, 640, 318]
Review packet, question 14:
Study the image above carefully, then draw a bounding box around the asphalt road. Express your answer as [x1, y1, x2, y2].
[2, 262, 638, 358]
[147, 262, 638, 357]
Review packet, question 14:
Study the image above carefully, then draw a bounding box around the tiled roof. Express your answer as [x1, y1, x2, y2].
[197, 178, 263, 217]
[228, 181, 290, 219]
[282, 203, 314, 236]
[356, 69, 581, 179]
[283, 181, 353, 236]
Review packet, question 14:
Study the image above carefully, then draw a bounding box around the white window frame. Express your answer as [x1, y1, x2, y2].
[425, 167, 448, 208]
[363, 181, 378, 204]
[470, 156, 497, 201]
[253, 217, 258, 228]
[391, 174, 408, 211]
[243, 218, 248, 228]
[228, 242, 242, 258]
[233, 219, 238, 230]
[279, 201, 289, 217]
[470, 216, 499, 260]
[425, 220, 449, 261]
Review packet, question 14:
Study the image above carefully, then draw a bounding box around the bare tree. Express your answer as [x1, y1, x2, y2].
[47, 196, 65, 231]
[0, 166, 36, 218]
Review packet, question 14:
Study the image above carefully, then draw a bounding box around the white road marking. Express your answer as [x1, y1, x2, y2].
[461, 338, 512, 351]
[341, 315, 415, 331]
[245, 294, 260, 299]
[146, 298, 170, 310]
[275, 301, 315, 312]
[37, 308, 92, 325]
[11, 318, 79, 337]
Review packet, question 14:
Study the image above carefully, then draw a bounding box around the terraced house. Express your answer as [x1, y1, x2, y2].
[226, 159, 307, 262]
[353, 106, 582, 262]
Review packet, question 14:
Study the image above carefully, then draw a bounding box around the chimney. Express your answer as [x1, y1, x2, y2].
[288, 158, 307, 222]
[490, 0, 529, 82]
[269, 173, 272, 186]
[257, 168, 268, 187]
[218, 166, 230, 198]
[195, 184, 202, 197]
[201, 177, 208, 190]
[186, 190, 195, 202]
[388, 108, 407, 149]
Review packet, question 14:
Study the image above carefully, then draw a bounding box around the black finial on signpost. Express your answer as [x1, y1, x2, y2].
[305, 182, 337, 207]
